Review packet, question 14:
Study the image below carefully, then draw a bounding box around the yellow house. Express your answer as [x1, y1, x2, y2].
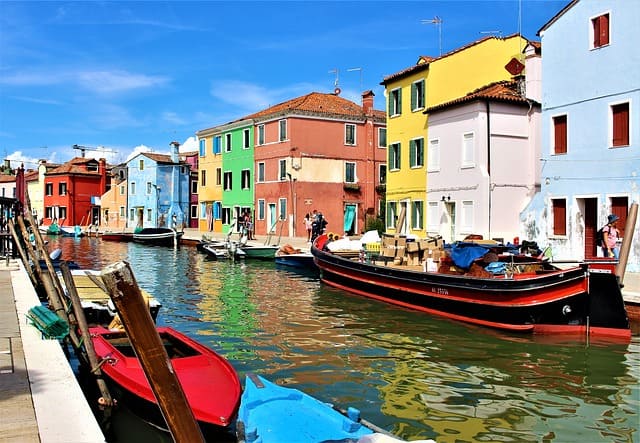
[195, 127, 223, 233]
[381, 34, 528, 235]
[26, 160, 57, 223]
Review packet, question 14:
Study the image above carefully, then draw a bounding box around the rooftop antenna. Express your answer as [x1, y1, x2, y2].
[347, 67, 363, 91]
[421, 16, 443, 56]
[329, 68, 341, 94]
[480, 30, 503, 38]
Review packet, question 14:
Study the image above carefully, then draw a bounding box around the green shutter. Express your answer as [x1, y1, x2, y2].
[410, 140, 416, 167]
[398, 89, 402, 114]
[411, 83, 416, 110]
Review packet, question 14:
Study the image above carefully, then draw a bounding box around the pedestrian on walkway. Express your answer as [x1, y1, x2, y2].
[602, 214, 621, 259]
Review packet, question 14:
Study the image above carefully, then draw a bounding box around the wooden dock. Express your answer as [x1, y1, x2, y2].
[0, 258, 104, 442]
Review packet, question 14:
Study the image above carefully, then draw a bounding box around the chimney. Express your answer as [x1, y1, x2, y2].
[362, 90, 375, 116]
[170, 141, 180, 163]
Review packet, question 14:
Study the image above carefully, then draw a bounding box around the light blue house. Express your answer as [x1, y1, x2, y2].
[522, 0, 640, 271]
[126, 142, 190, 230]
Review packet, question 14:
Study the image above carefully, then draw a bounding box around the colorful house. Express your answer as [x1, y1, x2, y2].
[381, 34, 530, 236]
[248, 91, 387, 238]
[42, 157, 108, 227]
[126, 142, 190, 230]
[26, 160, 58, 223]
[182, 151, 200, 228]
[195, 127, 224, 232]
[524, 0, 640, 270]
[99, 163, 128, 230]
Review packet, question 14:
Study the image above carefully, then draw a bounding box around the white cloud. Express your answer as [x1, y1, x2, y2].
[180, 136, 197, 152]
[125, 144, 154, 162]
[209, 80, 316, 113]
[76, 70, 168, 95]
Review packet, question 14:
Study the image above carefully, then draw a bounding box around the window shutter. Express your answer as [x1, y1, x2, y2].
[411, 83, 416, 110]
[398, 89, 402, 113]
[600, 14, 609, 46]
[553, 199, 566, 235]
[409, 140, 416, 167]
[612, 103, 629, 146]
[554, 116, 567, 154]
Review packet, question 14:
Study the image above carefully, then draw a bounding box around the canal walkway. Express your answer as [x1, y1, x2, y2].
[1, 229, 638, 442]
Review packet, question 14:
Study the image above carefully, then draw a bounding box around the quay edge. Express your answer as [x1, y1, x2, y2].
[0, 258, 105, 442]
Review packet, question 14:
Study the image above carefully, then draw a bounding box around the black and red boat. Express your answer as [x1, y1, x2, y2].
[311, 234, 630, 339]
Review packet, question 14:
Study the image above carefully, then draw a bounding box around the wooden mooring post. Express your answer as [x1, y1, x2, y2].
[100, 261, 205, 443]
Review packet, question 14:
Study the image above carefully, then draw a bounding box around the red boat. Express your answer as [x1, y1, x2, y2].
[89, 326, 241, 434]
[101, 231, 134, 242]
[311, 234, 630, 339]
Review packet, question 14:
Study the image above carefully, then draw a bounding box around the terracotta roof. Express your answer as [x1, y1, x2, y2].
[47, 157, 102, 176]
[0, 174, 15, 183]
[424, 80, 538, 113]
[25, 170, 39, 182]
[243, 92, 385, 122]
[381, 34, 527, 85]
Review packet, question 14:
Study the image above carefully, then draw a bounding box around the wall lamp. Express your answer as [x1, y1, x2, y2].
[441, 195, 451, 201]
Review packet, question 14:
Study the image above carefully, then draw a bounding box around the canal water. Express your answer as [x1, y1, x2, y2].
[49, 236, 639, 443]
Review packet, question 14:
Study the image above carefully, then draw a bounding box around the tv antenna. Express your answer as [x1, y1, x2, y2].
[72, 144, 117, 158]
[480, 30, 503, 38]
[329, 68, 341, 94]
[347, 67, 363, 91]
[421, 16, 443, 56]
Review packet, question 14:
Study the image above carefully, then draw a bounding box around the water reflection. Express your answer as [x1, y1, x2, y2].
[48, 237, 639, 443]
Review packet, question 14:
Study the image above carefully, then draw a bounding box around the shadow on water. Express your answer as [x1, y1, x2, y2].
[48, 236, 640, 443]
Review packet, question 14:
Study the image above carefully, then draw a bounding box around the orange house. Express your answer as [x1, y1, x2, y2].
[251, 91, 387, 238]
[42, 157, 109, 227]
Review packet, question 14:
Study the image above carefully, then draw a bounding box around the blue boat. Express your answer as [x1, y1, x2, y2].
[237, 374, 380, 443]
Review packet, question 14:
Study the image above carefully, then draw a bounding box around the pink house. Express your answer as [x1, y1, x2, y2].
[250, 91, 387, 238]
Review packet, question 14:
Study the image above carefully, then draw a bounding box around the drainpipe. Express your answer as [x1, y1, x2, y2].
[486, 100, 492, 240]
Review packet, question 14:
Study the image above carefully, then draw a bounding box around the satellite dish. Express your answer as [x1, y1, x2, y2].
[334, 87, 341, 95]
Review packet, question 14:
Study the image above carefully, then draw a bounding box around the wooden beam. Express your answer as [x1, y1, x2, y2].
[100, 261, 205, 443]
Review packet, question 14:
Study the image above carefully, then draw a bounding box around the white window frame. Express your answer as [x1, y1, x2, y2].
[119, 206, 125, 217]
[345, 124, 356, 145]
[411, 200, 424, 230]
[258, 199, 265, 220]
[386, 201, 397, 229]
[130, 182, 136, 195]
[257, 162, 265, 182]
[278, 198, 287, 220]
[258, 125, 265, 145]
[279, 119, 287, 142]
[389, 142, 401, 170]
[461, 132, 475, 168]
[410, 137, 424, 168]
[461, 200, 474, 234]
[589, 11, 611, 50]
[223, 171, 232, 191]
[428, 138, 440, 172]
[345, 162, 356, 183]
[411, 79, 425, 111]
[279, 159, 287, 181]
[389, 88, 401, 117]
[243, 128, 251, 149]
[427, 201, 439, 232]
[225, 133, 232, 152]
[241, 169, 251, 190]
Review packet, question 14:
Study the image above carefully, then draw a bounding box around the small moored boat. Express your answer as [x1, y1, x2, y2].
[101, 231, 134, 242]
[132, 228, 183, 246]
[274, 244, 317, 272]
[89, 326, 242, 435]
[237, 374, 400, 443]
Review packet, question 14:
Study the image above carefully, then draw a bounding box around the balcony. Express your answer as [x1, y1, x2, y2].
[343, 183, 361, 192]
[375, 184, 386, 194]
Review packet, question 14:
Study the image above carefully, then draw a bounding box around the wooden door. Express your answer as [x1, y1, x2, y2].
[584, 198, 597, 258]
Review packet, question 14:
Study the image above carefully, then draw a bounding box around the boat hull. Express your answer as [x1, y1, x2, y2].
[274, 252, 318, 271]
[132, 228, 183, 246]
[237, 374, 375, 443]
[311, 237, 630, 338]
[101, 232, 134, 242]
[89, 326, 241, 433]
[239, 245, 280, 259]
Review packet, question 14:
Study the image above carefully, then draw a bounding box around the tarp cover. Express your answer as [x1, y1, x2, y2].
[449, 243, 491, 269]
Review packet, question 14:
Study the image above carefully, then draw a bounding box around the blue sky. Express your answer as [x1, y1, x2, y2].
[0, 0, 567, 169]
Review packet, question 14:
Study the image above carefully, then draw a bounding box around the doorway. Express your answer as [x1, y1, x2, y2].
[583, 198, 598, 258]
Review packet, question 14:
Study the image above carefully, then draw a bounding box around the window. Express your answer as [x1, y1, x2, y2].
[225, 133, 232, 152]
[461, 201, 473, 233]
[462, 133, 475, 167]
[190, 205, 197, 219]
[427, 201, 439, 231]
[119, 206, 125, 217]
[45, 183, 53, 196]
[201, 170, 207, 187]
[223, 172, 233, 191]
[279, 119, 287, 142]
[129, 208, 135, 221]
[130, 182, 136, 195]
[87, 162, 98, 172]
[214, 136, 222, 154]
[345, 162, 356, 183]
[345, 124, 356, 145]
[58, 182, 67, 196]
[146, 182, 152, 194]
[216, 168, 222, 186]
[258, 125, 265, 145]
[139, 159, 144, 171]
[279, 159, 287, 180]
[59, 207, 67, 219]
[389, 143, 401, 170]
[591, 13, 610, 49]
[119, 184, 125, 195]
[410, 138, 424, 168]
[386, 201, 397, 229]
[379, 164, 387, 185]
[45, 207, 53, 219]
[147, 209, 152, 222]
[191, 179, 198, 194]
[389, 88, 402, 117]
[199, 139, 205, 156]
[222, 207, 231, 224]
[243, 128, 251, 149]
[258, 199, 265, 220]
[553, 115, 567, 154]
[611, 102, 630, 147]
[241, 169, 251, 189]
[257, 162, 265, 182]
[378, 128, 387, 148]
[552, 198, 567, 236]
[411, 80, 425, 111]
[428, 139, 440, 171]
[411, 201, 423, 230]
[279, 198, 287, 220]
[214, 201, 222, 219]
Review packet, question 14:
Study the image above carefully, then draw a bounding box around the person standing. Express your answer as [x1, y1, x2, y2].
[602, 214, 620, 259]
[304, 213, 313, 243]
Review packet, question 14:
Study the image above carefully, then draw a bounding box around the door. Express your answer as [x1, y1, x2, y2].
[268, 203, 277, 233]
[344, 204, 357, 236]
[584, 198, 598, 258]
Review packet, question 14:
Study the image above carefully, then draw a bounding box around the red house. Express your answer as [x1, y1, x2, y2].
[42, 157, 109, 227]
[250, 91, 387, 238]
